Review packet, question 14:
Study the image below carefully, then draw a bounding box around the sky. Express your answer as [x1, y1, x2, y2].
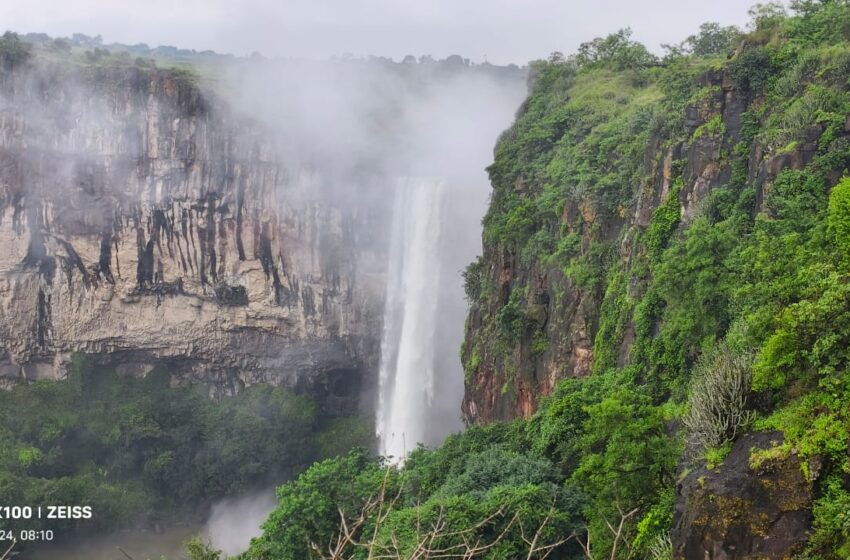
[2, 0, 757, 65]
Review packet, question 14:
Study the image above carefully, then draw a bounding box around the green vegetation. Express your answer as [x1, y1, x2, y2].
[645, 179, 683, 259]
[2, 29, 212, 94]
[241, 427, 584, 560]
[235, 371, 678, 559]
[4, 1, 849, 558]
[682, 344, 754, 452]
[670, 22, 742, 57]
[243, 2, 850, 559]
[0, 355, 371, 538]
[691, 114, 726, 140]
[0, 31, 32, 70]
[214, 281, 249, 306]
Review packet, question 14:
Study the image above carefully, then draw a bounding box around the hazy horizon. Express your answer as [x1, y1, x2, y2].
[3, 0, 754, 65]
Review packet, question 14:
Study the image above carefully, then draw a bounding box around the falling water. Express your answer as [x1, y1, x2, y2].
[376, 177, 448, 459]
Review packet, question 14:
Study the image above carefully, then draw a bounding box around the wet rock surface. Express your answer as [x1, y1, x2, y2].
[673, 431, 815, 560]
[0, 63, 386, 410]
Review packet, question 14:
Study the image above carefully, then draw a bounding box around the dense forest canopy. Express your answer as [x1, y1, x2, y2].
[0, 356, 373, 540]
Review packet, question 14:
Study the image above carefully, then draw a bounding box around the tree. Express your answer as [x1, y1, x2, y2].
[49, 38, 72, 53]
[185, 537, 223, 560]
[547, 51, 566, 63]
[575, 29, 657, 71]
[310, 486, 577, 559]
[444, 54, 467, 68]
[0, 31, 32, 71]
[747, 2, 788, 31]
[828, 177, 850, 255]
[684, 22, 742, 56]
[789, 0, 843, 17]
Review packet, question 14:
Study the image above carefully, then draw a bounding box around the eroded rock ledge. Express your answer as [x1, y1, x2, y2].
[673, 431, 816, 560]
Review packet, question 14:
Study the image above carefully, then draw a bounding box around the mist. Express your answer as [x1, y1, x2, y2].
[1, 0, 753, 64]
[1, 31, 526, 556]
[204, 488, 279, 555]
[222, 57, 527, 456]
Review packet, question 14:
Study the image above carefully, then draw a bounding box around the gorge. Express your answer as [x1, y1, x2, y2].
[0, 44, 526, 430]
[0, 33, 528, 558]
[3, 2, 850, 558]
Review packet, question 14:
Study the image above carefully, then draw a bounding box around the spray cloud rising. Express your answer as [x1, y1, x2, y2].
[0, 45, 525, 556]
[225, 57, 527, 457]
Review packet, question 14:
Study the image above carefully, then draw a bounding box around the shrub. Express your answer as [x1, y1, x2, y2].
[645, 179, 683, 259]
[462, 256, 486, 302]
[683, 343, 755, 453]
[828, 177, 850, 255]
[729, 47, 776, 100]
[496, 289, 526, 345]
[0, 31, 32, 70]
[185, 538, 222, 560]
[214, 281, 248, 306]
[647, 532, 673, 560]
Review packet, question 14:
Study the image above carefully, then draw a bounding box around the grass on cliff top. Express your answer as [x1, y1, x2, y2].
[568, 68, 663, 107]
[15, 38, 229, 95]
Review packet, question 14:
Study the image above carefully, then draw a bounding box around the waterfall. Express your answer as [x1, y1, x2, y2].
[376, 177, 448, 459]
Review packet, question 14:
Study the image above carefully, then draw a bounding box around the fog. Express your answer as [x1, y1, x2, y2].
[226, 59, 526, 179]
[204, 488, 279, 555]
[4, 41, 527, 555]
[27, 489, 278, 558]
[2, 0, 753, 64]
[222, 58, 527, 456]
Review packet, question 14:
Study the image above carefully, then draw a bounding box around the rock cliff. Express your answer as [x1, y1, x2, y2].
[0, 61, 387, 411]
[460, 19, 850, 556]
[673, 431, 815, 559]
[462, 64, 761, 424]
[461, 65, 846, 423]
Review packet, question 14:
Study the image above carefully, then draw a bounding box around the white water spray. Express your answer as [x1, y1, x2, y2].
[376, 177, 448, 459]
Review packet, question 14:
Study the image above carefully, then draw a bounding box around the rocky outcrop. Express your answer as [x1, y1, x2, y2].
[461, 68, 747, 424]
[460, 59, 840, 425]
[673, 432, 816, 559]
[0, 61, 387, 411]
[460, 52, 850, 553]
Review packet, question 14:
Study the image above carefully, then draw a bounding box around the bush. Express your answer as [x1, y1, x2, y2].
[729, 47, 776, 100]
[462, 256, 487, 302]
[647, 532, 673, 560]
[828, 177, 850, 255]
[495, 289, 526, 346]
[645, 179, 683, 259]
[214, 281, 249, 306]
[185, 538, 223, 560]
[0, 31, 32, 70]
[683, 343, 755, 453]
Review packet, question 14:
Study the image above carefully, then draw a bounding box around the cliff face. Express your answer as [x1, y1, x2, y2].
[460, 17, 850, 555]
[462, 64, 842, 423]
[0, 62, 387, 410]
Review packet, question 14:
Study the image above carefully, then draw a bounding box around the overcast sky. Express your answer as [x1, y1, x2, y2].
[2, 0, 756, 65]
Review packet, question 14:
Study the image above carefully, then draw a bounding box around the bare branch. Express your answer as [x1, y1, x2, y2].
[0, 540, 16, 560]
